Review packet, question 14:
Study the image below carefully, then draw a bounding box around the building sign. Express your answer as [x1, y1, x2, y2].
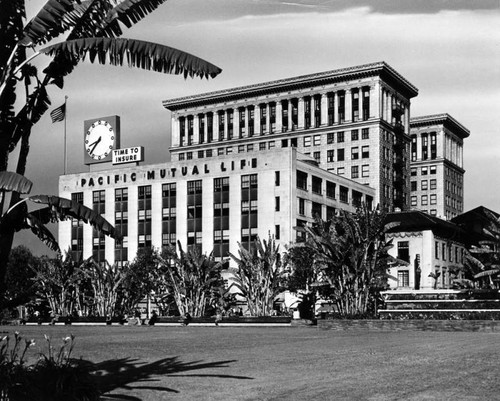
[112, 147, 144, 165]
[76, 157, 258, 188]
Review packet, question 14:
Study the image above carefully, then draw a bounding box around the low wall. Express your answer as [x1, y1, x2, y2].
[318, 319, 500, 332]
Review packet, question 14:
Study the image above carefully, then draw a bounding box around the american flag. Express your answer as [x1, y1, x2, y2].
[50, 103, 66, 123]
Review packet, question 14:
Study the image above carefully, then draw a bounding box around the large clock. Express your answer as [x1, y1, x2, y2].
[84, 116, 120, 165]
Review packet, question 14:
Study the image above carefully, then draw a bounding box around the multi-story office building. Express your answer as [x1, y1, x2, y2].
[59, 148, 374, 266]
[409, 114, 469, 220]
[163, 61, 418, 211]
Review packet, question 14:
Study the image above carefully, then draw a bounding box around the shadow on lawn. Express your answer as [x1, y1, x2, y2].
[86, 357, 252, 400]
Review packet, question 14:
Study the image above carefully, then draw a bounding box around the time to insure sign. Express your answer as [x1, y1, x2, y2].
[112, 146, 144, 165]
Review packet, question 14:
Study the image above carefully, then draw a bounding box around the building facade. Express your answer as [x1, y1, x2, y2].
[163, 61, 418, 211]
[385, 211, 467, 290]
[59, 148, 374, 266]
[409, 114, 469, 220]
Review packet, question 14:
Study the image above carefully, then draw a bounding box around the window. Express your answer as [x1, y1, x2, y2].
[238, 145, 245, 153]
[351, 147, 359, 160]
[351, 129, 359, 141]
[327, 132, 335, 144]
[435, 241, 439, 259]
[275, 196, 280, 211]
[337, 149, 345, 161]
[259, 142, 266, 150]
[411, 168, 417, 176]
[138, 185, 152, 248]
[179, 153, 185, 161]
[247, 144, 254, 152]
[337, 167, 345, 176]
[410, 196, 417, 206]
[362, 164, 369, 178]
[268, 141, 275, 149]
[411, 135, 417, 161]
[297, 170, 308, 190]
[312, 202, 322, 218]
[312, 176, 322, 194]
[313, 135, 321, 146]
[442, 243, 446, 260]
[275, 171, 280, 186]
[303, 136, 311, 147]
[430, 194, 437, 205]
[218, 148, 224, 156]
[339, 186, 348, 203]
[186, 152, 193, 160]
[362, 128, 369, 139]
[275, 225, 280, 240]
[162, 183, 177, 248]
[398, 241, 410, 263]
[351, 165, 359, 179]
[326, 181, 336, 198]
[398, 271, 409, 288]
[430, 166, 437, 175]
[411, 181, 417, 191]
[421, 195, 428, 206]
[298, 198, 305, 215]
[313, 151, 320, 162]
[421, 180, 428, 190]
[361, 145, 369, 158]
[422, 167, 428, 175]
[337, 132, 344, 143]
[327, 150, 334, 162]
[198, 150, 204, 159]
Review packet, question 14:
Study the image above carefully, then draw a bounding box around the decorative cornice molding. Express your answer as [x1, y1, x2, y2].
[163, 61, 418, 111]
[410, 113, 470, 139]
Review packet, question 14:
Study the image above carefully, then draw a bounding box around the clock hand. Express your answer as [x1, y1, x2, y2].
[88, 136, 102, 154]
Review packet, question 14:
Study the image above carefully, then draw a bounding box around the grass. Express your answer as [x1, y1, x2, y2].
[1, 324, 499, 400]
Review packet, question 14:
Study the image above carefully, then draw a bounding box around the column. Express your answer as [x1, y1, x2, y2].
[345, 88, 352, 122]
[193, 114, 199, 145]
[225, 110, 230, 141]
[213, 111, 219, 141]
[265, 103, 270, 134]
[244, 107, 249, 138]
[321, 93, 328, 126]
[255, 104, 261, 135]
[288, 100, 293, 129]
[373, 82, 381, 120]
[203, 113, 208, 143]
[276, 100, 282, 133]
[298, 97, 304, 129]
[334, 92, 339, 124]
[171, 115, 180, 147]
[234, 108, 240, 138]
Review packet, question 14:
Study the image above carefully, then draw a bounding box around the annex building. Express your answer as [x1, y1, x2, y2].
[58, 61, 417, 267]
[409, 114, 469, 220]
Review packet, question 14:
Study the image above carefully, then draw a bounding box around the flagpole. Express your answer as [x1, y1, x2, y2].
[63, 96, 68, 175]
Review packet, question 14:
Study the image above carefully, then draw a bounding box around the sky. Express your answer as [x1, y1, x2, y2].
[15, 0, 500, 254]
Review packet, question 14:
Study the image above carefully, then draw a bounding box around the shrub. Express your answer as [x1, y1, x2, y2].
[0, 332, 100, 401]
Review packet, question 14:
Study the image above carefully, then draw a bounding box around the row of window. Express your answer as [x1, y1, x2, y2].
[177, 88, 372, 147]
[411, 165, 437, 176]
[411, 179, 437, 191]
[411, 132, 437, 161]
[410, 194, 438, 206]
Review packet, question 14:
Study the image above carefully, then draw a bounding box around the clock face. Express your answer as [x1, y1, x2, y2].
[85, 120, 115, 160]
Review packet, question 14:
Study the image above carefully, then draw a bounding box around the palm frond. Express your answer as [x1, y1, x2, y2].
[40, 37, 222, 79]
[102, 0, 169, 37]
[27, 194, 121, 240]
[0, 171, 33, 194]
[20, 0, 79, 46]
[23, 212, 60, 252]
[474, 268, 500, 279]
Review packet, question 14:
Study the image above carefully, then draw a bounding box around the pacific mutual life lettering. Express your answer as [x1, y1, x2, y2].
[79, 158, 258, 188]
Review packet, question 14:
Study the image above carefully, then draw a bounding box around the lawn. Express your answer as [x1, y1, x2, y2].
[1, 324, 499, 400]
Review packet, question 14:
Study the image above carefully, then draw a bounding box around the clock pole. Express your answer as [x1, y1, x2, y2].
[63, 95, 68, 175]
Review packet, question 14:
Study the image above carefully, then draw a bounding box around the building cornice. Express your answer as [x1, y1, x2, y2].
[410, 113, 470, 139]
[163, 61, 419, 111]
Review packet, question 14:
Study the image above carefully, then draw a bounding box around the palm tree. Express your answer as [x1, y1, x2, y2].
[0, 0, 222, 304]
[159, 242, 224, 317]
[228, 235, 287, 316]
[296, 205, 396, 317]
